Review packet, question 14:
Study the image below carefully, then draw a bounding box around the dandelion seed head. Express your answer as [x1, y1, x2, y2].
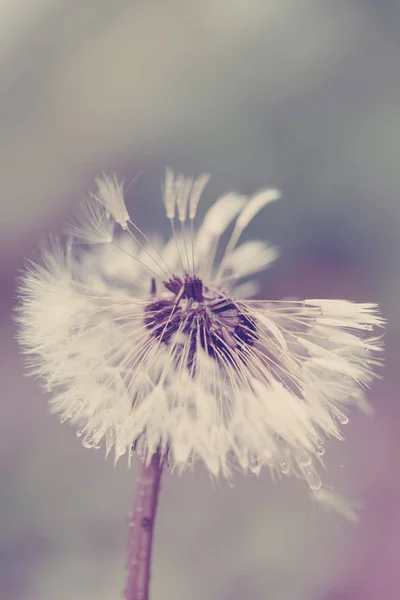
[15, 168, 385, 488]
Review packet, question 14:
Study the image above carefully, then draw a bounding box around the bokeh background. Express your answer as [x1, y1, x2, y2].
[1, 1, 399, 599]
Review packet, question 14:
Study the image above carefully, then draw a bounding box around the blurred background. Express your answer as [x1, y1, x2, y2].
[1, 1, 399, 599]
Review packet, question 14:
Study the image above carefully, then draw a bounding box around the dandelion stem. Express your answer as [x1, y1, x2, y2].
[124, 452, 164, 600]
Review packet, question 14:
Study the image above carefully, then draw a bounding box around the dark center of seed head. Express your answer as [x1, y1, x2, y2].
[144, 274, 257, 363]
[163, 275, 203, 301]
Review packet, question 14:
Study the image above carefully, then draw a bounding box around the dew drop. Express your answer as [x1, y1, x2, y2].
[279, 460, 290, 475]
[302, 465, 322, 491]
[316, 444, 326, 457]
[335, 410, 349, 425]
[250, 462, 262, 476]
[82, 435, 100, 449]
[295, 450, 312, 468]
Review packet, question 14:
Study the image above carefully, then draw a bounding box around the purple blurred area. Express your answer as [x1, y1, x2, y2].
[1, 2, 400, 599]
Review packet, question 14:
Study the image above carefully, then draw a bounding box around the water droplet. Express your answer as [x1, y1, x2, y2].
[335, 410, 349, 425]
[316, 444, 325, 457]
[302, 465, 322, 491]
[82, 435, 100, 449]
[250, 462, 262, 476]
[279, 460, 290, 475]
[295, 450, 312, 468]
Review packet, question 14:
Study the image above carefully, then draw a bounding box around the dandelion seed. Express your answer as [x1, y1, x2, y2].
[163, 169, 210, 223]
[92, 173, 129, 230]
[15, 168, 385, 489]
[67, 195, 114, 244]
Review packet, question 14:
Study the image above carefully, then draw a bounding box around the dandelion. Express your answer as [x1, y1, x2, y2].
[15, 169, 385, 599]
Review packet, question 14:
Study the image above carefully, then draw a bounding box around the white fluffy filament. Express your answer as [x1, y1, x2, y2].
[67, 196, 114, 244]
[93, 173, 129, 230]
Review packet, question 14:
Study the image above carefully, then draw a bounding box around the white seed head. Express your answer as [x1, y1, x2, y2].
[15, 169, 385, 488]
